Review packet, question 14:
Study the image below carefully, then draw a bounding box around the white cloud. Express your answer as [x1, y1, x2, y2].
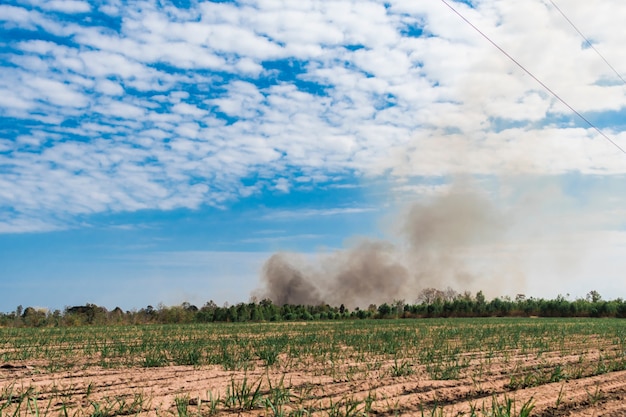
[171, 103, 206, 118]
[0, 215, 62, 234]
[2, 0, 626, 233]
[39, 0, 90, 14]
[28, 77, 89, 107]
[0, 89, 33, 112]
[79, 50, 150, 79]
[95, 79, 124, 96]
[274, 178, 290, 193]
[0, 5, 38, 29]
[98, 2, 120, 17]
[210, 81, 264, 118]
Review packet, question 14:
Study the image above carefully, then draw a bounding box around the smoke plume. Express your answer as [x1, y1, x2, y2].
[254, 181, 519, 307]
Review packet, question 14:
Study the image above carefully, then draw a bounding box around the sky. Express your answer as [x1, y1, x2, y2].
[1, 0, 626, 312]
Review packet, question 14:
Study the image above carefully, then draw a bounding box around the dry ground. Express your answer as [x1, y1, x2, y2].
[2, 354, 626, 416]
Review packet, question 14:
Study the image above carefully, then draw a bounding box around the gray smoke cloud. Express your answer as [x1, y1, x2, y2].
[253, 180, 517, 307]
[261, 254, 323, 306]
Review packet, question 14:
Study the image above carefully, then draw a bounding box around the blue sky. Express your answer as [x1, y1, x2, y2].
[1, 0, 626, 312]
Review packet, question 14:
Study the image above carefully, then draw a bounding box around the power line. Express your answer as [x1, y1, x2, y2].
[546, 0, 626, 86]
[438, 0, 626, 155]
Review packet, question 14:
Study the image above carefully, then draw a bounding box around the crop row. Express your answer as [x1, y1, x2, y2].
[2, 318, 626, 416]
[1, 319, 625, 376]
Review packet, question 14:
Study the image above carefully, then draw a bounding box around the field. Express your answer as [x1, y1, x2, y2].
[1, 318, 626, 416]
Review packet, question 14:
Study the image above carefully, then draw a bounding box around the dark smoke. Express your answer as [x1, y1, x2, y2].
[254, 182, 512, 307]
[324, 240, 409, 307]
[261, 254, 323, 305]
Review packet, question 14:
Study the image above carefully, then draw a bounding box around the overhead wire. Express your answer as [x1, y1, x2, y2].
[546, 0, 626, 86]
[438, 0, 626, 155]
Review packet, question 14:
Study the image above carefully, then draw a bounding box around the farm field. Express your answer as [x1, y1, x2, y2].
[1, 318, 626, 416]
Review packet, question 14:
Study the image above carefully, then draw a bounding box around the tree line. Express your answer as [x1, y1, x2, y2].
[2, 289, 625, 327]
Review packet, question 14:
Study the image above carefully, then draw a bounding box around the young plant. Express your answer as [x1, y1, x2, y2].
[223, 375, 264, 411]
[390, 358, 414, 377]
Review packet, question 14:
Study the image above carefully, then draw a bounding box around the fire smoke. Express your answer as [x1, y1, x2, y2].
[253, 181, 516, 308]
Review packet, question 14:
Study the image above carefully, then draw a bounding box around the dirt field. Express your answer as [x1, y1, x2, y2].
[2, 355, 626, 416]
[1, 319, 625, 416]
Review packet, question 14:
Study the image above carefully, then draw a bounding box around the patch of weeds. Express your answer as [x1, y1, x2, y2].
[26, 396, 54, 417]
[142, 350, 168, 367]
[380, 393, 401, 417]
[174, 395, 190, 417]
[326, 396, 367, 417]
[116, 393, 147, 416]
[89, 394, 147, 417]
[0, 385, 40, 417]
[595, 359, 608, 375]
[203, 390, 221, 416]
[265, 375, 292, 409]
[585, 383, 603, 406]
[390, 358, 414, 377]
[255, 337, 287, 367]
[364, 390, 377, 414]
[288, 406, 313, 416]
[506, 367, 548, 390]
[427, 361, 460, 380]
[89, 400, 114, 417]
[489, 395, 535, 417]
[292, 382, 316, 406]
[173, 348, 202, 366]
[223, 375, 264, 411]
[419, 402, 445, 417]
[550, 364, 567, 382]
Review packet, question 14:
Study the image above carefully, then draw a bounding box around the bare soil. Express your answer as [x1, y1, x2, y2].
[2, 356, 626, 416]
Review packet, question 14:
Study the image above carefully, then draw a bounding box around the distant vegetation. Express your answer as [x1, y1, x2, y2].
[2, 288, 625, 327]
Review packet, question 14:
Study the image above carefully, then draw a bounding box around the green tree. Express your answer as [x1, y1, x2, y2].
[587, 290, 602, 303]
[377, 303, 392, 318]
[22, 307, 46, 327]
